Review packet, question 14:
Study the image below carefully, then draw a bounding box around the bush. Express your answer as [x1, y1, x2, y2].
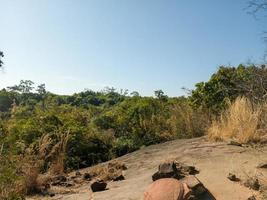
[0, 155, 24, 200]
[113, 137, 138, 157]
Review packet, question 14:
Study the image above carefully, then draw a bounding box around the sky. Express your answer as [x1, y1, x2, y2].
[0, 0, 267, 96]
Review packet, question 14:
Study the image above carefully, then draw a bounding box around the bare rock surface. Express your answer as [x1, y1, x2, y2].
[26, 137, 267, 200]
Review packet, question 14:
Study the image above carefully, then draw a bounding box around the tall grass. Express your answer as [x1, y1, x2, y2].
[208, 96, 264, 143]
[0, 130, 69, 199]
[168, 101, 210, 138]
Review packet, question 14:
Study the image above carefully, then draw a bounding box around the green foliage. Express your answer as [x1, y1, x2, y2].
[190, 64, 267, 113]
[0, 155, 25, 200]
[0, 79, 212, 198]
[0, 90, 13, 112]
[0, 51, 3, 68]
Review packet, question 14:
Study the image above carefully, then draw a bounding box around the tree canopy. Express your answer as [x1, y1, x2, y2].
[0, 51, 3, 68]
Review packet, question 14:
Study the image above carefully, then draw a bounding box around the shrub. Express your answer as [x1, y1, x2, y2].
[0, 155, 24, 200]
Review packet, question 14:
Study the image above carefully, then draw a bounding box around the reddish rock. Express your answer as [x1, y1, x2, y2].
[144, 178, 191, 200]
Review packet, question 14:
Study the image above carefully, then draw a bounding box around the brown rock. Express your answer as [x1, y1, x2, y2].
[227, 173, 240, 182]
[247, 196, 256, 200]
[244, 178, 260, 191]
[144, 178, 190, 200]
[51, 175, 68, 186]
[76, 171, 82, 176]
[257, 162, 267, 169]
[181, 175, 206, 196]
[227, 140, 242, 146]
[91, 180, 107, 192]
[112, 174, 125, 181]
[152, 162, 183, 181]
[83, 173, 92, 180]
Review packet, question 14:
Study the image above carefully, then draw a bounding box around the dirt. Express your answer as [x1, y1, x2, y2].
[27, 137, 267, 200]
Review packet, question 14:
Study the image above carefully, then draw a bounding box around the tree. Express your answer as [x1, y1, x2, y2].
[0, 51, 3, 68]
[154, 90, 168, 101]
[190, 64, 267, 113]
[36, 84, 46, 110]
[130, 91, 140, 97]
[247, 0, 267, 15]
[8, 80, 34, 94]
[247, 0, 267, 59]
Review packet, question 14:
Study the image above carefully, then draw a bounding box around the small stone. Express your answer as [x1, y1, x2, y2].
[227, 141, 242, 147]
[83, 173, 92, 180]
[227, 173, 240, 182]
[91, 180, 107, 192]
[76, 171, 82, 176]
[54, 175, 67, 182]
[257, 162, 267, 169]
[113, 174, 125, 181]
[63, 181, 74, 187]
[182, 165, 199, 175]
[51, 175, 68, 186]
[247, 195, 256, 200]
[244, 178, 260, 191]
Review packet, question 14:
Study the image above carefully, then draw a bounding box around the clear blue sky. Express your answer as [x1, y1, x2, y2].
[0, 0, 266, 96]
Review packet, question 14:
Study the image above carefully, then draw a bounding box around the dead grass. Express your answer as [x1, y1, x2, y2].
[168, 101, 210, 138]
[208, 96, 266, 143]
[14, 131, 70, 196]
[86, 160, 127, 181]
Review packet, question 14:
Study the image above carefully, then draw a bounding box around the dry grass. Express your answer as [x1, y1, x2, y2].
[14, 130, 70, 195]
[48, 131, 69, 175]
[208, 96, 265, 143]
[168, 101, 210, 138]
[87, 160, 127, 181]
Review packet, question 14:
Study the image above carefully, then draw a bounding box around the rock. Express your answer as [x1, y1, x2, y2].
[76, 171, 82, 176]
[40, 189, 55, 197]
[247, 196, 256, 200]
[83, 173, 92, 180]
[62, 181, 74, 187]
[257, 162, 267, 169]
[181, 165, 199, 175]
[244, 178, 260, 191]
[175, 162, 199, 175]
[152, 161, 183, 181]
[51, 175, 68, 186]
[181, 175, 206, 196]
[144, 178, 186, 200]
[158, 162, 177, 174]
[112, 174, 125, 181]
[227, 140, 242, 147]
[91, 180, 107, 192]
[53, 175, 67, 182]
[227, 173, 240, 182]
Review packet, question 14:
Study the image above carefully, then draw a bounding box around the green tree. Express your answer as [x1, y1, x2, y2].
[36, 84, 47, 110]
[154, 90, 168, 101]
[0, 51, 3, 68]
[190, 64, 267, 113]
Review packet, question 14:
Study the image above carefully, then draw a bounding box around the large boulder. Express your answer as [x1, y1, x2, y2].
[144, 178, 191, 200]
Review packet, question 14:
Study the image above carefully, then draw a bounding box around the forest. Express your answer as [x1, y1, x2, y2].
[1, 62, 267, 199]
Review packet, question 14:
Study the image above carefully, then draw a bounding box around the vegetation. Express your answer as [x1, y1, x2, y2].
[0, 51, 3, 68]
[1, 64, 267, 199]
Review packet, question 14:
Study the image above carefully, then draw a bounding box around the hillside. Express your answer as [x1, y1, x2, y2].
[27, 137, 267, 200]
